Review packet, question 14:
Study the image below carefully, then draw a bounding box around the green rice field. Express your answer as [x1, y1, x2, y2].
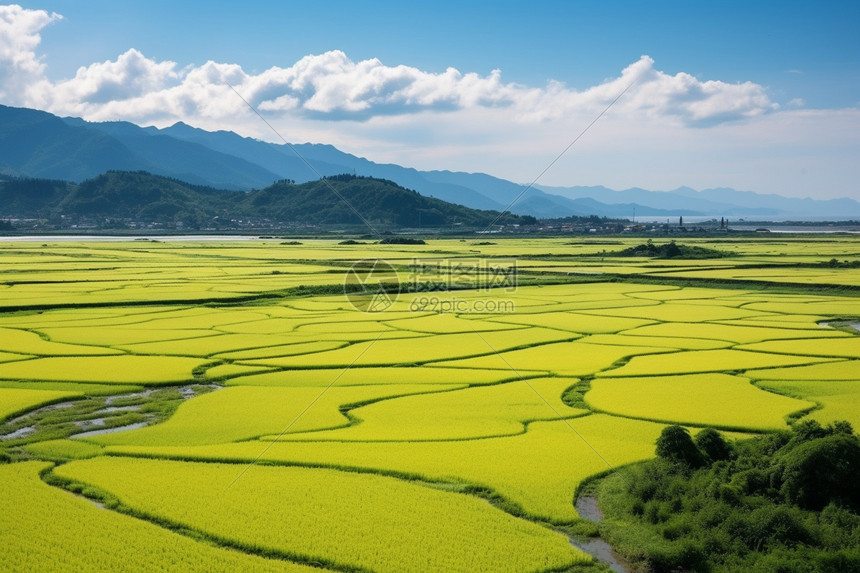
[2, 236, 859, 572]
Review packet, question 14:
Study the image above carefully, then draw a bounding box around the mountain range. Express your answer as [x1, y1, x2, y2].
[2, 104, 858, 220]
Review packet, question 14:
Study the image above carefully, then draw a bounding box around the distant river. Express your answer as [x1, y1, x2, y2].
[0, 235, 266, 242]
[728, 225, 860, 233]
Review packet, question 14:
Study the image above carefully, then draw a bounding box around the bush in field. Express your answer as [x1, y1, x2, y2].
[656, 425, 705, 469]
[779, 433, 860, 511]
[613, 239, 731, 259]
[695, 427, 734, 463]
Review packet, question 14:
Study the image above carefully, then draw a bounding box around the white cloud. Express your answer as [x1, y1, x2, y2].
[0, 4, 60, 104]
[0, 8, 777, 130]
[605, 56, 778, 125]
[53, 48, 180, 105]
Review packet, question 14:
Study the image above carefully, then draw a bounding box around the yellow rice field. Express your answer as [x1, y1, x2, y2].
[55, 456, 587, 573]
[1, 237, 859, 571]
[0, 387, 81, 421]
[0, 462, 318, 573]
[586, 373, 814, 430]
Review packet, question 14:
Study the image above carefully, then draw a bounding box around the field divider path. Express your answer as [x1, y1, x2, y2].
[258, 378, 588, 444]
[40, 466, 360, 573]
[465, 325, 633, 488]
[223, 331, 387, 491]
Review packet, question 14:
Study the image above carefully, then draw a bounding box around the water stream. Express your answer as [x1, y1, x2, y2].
[570, 496, 632, 573]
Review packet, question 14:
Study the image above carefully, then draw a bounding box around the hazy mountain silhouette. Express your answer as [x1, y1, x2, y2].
[2, 104, 858, 219]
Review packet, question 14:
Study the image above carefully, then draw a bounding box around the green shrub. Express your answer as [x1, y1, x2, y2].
[780, 434, 860, 511]
[656, 425, 705, 469]
[647, 540, 709, 573]
[696, 427, 734, 462]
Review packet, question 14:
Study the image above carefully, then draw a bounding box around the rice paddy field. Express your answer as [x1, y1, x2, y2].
[1, 235, 859, 572]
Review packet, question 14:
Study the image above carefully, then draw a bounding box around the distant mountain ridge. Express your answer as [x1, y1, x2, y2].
[1, 104, 858, 219]
[535, 184, 859, 218]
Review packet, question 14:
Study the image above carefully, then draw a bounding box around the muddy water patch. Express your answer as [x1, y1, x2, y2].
[93, 404, 142, 415]
[576, 494, 604, 522]
[75, 418, 106, 429]
[819, 321, 860, 333]
[570, 495, 632, 573]
[105, 389, 151, 405]
[5, 400, 77, 426]
[180, 384, 220, 400]
[571, 538, 629, 573]
[72, 422, 148, 439]
[0, 425, 35, 440]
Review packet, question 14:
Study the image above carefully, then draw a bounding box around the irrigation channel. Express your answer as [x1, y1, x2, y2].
[572, 495, 632, 573]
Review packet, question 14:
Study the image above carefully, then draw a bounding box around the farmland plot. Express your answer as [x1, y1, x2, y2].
[55, 456, 588, 573]
[2, 237, 859, 572]
[0, 462, 319, 573]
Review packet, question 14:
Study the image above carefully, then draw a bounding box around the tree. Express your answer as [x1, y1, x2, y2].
[656, 425, 705, 468]
[780, 433, 860, 511]
[790, 419, 828, 443]
[694, 428, 733, 462]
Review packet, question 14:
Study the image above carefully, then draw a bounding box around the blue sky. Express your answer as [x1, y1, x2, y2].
[23, 0, 860, 107]
[5, 1, 860, 199]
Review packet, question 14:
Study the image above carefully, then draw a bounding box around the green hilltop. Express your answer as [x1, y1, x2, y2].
[0, 171, 533, 231]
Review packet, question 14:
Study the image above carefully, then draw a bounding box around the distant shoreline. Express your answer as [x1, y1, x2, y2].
[2, 226, 860, 242]
[728, 224, 860, 233]
[0, 235, 265, 242]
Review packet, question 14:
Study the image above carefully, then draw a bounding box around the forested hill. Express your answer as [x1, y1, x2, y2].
[0, 171, 532, 230]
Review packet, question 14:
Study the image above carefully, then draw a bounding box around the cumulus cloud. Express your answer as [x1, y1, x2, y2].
[33, 49, 776, 129]
[226, 51, 522, 120]
[0, 6, 778, 129]
[612, 56, 778, 125]
[0, 4, 60, 104]
[53, 48, 180, 104]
